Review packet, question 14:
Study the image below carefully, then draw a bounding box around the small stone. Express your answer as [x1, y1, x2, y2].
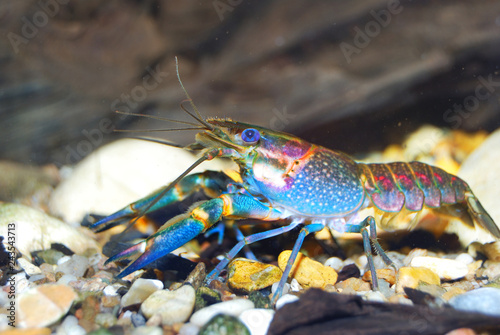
[410, 256, 468, 280]
[289, 278, 302, 292]
[481, 261, 500, 280]
[404, 248, 428, 266]
[17, 258, 41, 276]
[178, 323, 201, 335]
[455, 253, 474, 265]
[324, 257, 343, 271]
[396, 267, 440, 293]
[36, 249, 65, 265]
[56, 255, 89, 277]
[227, 258, 282, 293]
[442, 287, 467, 301]
[335, 277, 371, 292]
[449, 287, 500, 316]
[247, 291, 271, 309]
[121, 278, 163, 307]
[131, 312, 147, 327]
[132, 326, 164, 335]
[184, 262, 206, 290]
[18, 284, 77, 328]
[59, 315, 86, 335]
[190, 298, 255, 327]
[199, 314, 250, 335]
[239, 308, 275, 335]
[275, 294, 299, 310]
[271, 282, 290, 296]
[278, 250, 338, 288]
[362, 268, 396, 285]
[95, 313, 117, 328]
[140, 285, 196, 325]
[195, 286, 221, 311]
[364, 290, 387, 303]
[57, 274, 78, 285]
[482, 241, 500, 262]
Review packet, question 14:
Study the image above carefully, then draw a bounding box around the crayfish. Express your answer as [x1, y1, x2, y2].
[92, 60, 500, 303]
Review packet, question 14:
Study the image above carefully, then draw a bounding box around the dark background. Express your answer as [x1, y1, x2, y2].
[1, 0, 500, 166]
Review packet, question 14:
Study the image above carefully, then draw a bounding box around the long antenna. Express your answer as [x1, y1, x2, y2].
[175, 56, 213, 130]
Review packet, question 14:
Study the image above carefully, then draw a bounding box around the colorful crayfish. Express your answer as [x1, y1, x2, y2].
[92, 62, 500, 303]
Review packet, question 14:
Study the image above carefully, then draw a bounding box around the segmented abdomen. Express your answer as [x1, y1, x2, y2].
[358, 161, 469, 213]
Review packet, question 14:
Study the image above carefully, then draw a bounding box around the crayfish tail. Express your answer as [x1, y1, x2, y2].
[466, 193, 500, 238]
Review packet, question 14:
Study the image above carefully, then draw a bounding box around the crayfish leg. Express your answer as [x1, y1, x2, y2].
[270, 223, 325, 305]
[465, 192, 500, 238]
[346, 216, 394, 291]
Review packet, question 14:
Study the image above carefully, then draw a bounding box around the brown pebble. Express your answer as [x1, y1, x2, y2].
[442, 287, 467, 301]
[102, 295, 121, 308]
[335, 277, 371, 292]
[227, 258, 281, 293]
[396, 267, 440, 293]
[362, 268, 396, 285]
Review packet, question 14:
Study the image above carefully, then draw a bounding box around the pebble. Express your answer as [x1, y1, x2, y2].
[481, 261, 500, 280]
[198, 314, 250, 335]
[49, 139, 237, 223]
[95, 313, 117, 328]
[275, 294, 299, 310]
[18, 284, 77, 328]
[56, 255, 90, 277]
[442, 287, 467, 301]
[57, 274, 78, 285]
[0, 203, 100, 258]
[364, 290, 387, 303]
[449, 287, 500, 316]
[140, 285, 196, 325]
[58, 315, 86, 335]
[404, 248, 428, 266]
[482, 241, 500, 262]
[395, 267, 440, 293]
[362, 268, 396, 285]
[458, 128, 500, 243]
[190, 298, 255, 327]
[120, 278, 163, 307]
[227, 258, 282, 293]
[271, 282, 290, 296]
[132, 326, 164, 335]
[179, 323, 201, 335]
[335, 277, 371, 293]
[239, 308, 275, 335]
[278, 250, 338, 288]
[324, 257, 343, 271]
[17, 258, 41, 276]
[455, 253, 474, 265]
[410, 256, 468, 280]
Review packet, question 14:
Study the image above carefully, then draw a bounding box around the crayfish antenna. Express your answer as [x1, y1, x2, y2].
[466, 193, 500, 238]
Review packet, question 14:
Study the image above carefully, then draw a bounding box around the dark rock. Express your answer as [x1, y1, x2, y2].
[268, 288, 500, 335]
[337, 263, 361, 282]
[198, 314, 250, 335]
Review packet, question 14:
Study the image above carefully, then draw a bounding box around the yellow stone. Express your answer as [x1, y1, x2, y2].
[362, 268, 396, 285]
[227, 258, 282, 293]
[396, 267, 440, 293]
[335, 277, 371, 293]
[442, 287, 467, 301]
[278, 250, 338, 288]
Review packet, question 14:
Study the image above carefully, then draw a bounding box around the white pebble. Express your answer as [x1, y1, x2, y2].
[57, 255, 72, 266]
[324, 257, 343, 271]
[88, 253, 102, 267]
[410, 256, 468, 280]
[271, 282, 290, 296]
[28, 274, 46, 282]
[239, 308, 275, 335]
[275, 294, 299, 310]
[363, 291, 386, 303]
[190, 299, 254, 327]
[141, 285, 196, 325]
[58, 315, 86, 335]
[290, 279, 302, 292]
[17, 258, 41, 276]
[121, 278, 164, 307]
[56, 255, 89, 277]
[455, 253, 474, 265]
[178, 323, 200, 335]
[132, 326, 163, 335]
[57, 274, 78, 285]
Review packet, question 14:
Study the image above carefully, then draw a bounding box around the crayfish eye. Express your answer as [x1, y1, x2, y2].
[241, 128, 260, 144]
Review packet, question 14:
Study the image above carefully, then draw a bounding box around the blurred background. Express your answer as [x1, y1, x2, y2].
[1, 0, 500, 166]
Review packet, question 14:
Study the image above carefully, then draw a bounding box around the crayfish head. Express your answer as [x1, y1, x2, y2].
[197, 118, 313, 183]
